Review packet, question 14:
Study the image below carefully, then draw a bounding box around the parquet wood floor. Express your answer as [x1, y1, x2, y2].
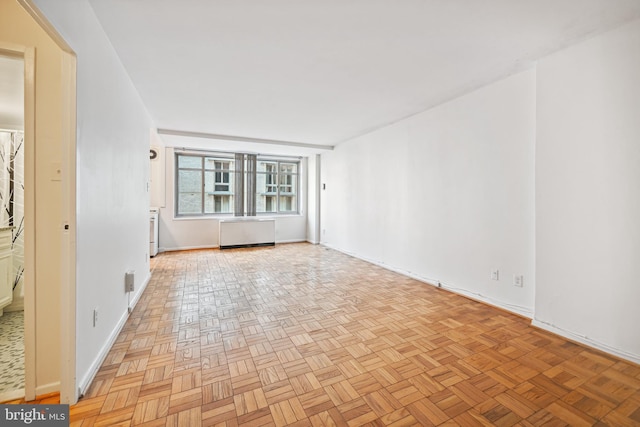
[37, 244, 640, 425]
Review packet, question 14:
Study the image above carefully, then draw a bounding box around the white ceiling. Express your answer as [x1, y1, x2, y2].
[87, 0, 640, 152]
[0, 55, 24, 130]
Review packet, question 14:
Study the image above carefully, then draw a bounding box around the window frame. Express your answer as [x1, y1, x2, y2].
[175, 151, 300, 217]
[256, 159, 299, 214]
[175, 152, 237, 217]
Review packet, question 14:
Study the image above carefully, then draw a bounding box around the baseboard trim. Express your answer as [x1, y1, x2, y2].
[0, 389, 25, 403]
[129, 273, 151, 312]
[531, 319, 640, 365]
[35, 382, 60, 397]
[78, 270, 153, 397]
[160, 244, 218, 253]
[321, 243, 533, 319]
[5, 299, 24, 312]
[78, 309, 128, 398]
[160, 239, 307, 253]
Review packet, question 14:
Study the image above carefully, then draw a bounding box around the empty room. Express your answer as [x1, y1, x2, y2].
[1, 0, 639, 426]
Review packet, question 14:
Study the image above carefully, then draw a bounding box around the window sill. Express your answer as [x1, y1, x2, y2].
[173, 213, 303, 221]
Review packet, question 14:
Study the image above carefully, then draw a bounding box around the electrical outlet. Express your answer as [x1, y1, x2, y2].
[93, 308, 98, 327]
[514, 275, 524, 287]
[125, 271, 135, 293]
[491, 269, 499, 281]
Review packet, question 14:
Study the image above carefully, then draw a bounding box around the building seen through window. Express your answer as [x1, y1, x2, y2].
[176, 153, 299, 216]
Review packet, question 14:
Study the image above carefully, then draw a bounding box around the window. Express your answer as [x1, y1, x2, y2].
[176, 152, 299, 216]
[256, 160, 298, 214]
[176, 154, 235, 215]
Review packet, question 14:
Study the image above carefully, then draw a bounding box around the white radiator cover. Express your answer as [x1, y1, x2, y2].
[219, 218, 276, 249]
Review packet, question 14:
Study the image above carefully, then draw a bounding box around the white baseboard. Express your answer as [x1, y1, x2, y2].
[531, 319, 640, 365]
[78, 270, 153, 397]
[129, 273, 151, 312]
[0, 381, 61, 402]
[0, 388, 25, 402]
[321, 243, 533, 319]
[78, 308, 129, 398]
[160, 244, 218, 252]
[160, 239, 306, 253]
[5, 299, 24, 312]
[322, 242, 638, 365]
[36, 381, 61, 397]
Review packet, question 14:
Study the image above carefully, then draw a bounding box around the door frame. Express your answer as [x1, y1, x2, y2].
[18, 0, 77, 404]
[3, 0, 78, 404]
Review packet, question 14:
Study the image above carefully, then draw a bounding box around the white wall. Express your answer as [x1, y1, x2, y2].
[157, 147, 307, 251]
[322, 69, 536, 317]
[33, 0, 155, 394]
[535, 20, 640, 363]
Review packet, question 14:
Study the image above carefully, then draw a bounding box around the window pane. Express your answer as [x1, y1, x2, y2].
[280, 163, 297, 174]
[206, 195, 232, 214]
[257, 194, 277, 213]
[279, 195, 297, 212]
[204, 170, 233, 213]
[279, 174, 296, 195]
[178, 170, 202, 214]
[179, 170, 202, 193]
[257, 161, 277, 173]
[205, 157, 234, 171]
[257, 173, 277, 193]
[178, 155, 202, 169]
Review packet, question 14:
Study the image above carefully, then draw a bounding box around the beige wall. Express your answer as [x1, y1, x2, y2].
[0, 0, 64, 393]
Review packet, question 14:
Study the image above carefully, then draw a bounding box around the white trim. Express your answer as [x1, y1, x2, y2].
[159, 128, 334, 151]
[22, 45, 36, 403]
[78, 270, 151, 396]
[35, 381, 61, 397]
[321, 242, 534, 319]
[276, 239, 306, 244]
[4, 300, 24, 312]
[17, 0, 74, 54]
[531, 319, 640, 365]
[160, 239, 307, 253]
[77, 309, 128, 398]
[160, 245, 218, 253]
[128, 273, 151, 312]
[0, 388, 25, 403]
[59, 50, 77, 404]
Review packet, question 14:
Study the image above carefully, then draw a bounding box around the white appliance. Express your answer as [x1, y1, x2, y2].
[150, 207, 159, 257]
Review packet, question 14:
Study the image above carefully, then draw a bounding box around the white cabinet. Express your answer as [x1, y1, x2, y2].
[0, 227, 13, 316]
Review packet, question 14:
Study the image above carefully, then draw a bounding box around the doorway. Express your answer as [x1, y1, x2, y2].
[0, 53, 27, 401]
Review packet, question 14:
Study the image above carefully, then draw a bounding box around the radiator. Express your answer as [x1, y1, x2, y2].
[219, 219, 276, 249]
